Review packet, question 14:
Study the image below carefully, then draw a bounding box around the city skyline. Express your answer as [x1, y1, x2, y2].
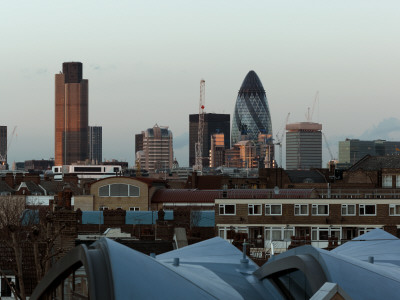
[2, 1, 400, 167]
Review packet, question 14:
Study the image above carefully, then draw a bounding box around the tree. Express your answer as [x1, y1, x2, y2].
[0, 196, 66, 299]
[0, 195, 27, 299]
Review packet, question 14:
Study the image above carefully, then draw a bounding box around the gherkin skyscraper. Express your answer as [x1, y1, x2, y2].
[231, 70, 272, 145]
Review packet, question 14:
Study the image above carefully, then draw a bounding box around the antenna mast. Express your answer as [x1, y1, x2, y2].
[194, 80, 205, 173]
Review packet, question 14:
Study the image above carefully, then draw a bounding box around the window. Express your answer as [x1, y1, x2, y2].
[359, 204, 376, 216]
[382, 175, 393, 188]
[294, 204, 308, 216]
[219, 204, 236, 215]
[218, 226, 247, 240]
[99, 206, 108, 211]
[99, 184, 140, 197]
[248, 204, 262, 215]
[110, 184, 128, 196]
[389, 204, 400, 216]
[312, 204, 329, 216]
[129, 207, 140, 211]
[312, 227, 329, 240]
[358, 227, 376, 235]
[1, 276, 15, 297]
[341, 204, 356, 216]
[265, 226, 294, 241]
[265, 227, 282, 241]
[265, 204, 282, 215]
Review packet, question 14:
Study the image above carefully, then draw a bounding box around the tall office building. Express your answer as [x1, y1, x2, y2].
[88, 126, 102, 164]
[189, 113, 230, 167]
[286, 122, 322, 170]
[231, 70, 273, 145]
[137, 125, 173, 174]
[0, 126, 6, 167]
[55, 62, 88, 165]
[339, 139, 400, 167]
[209, 133, 225, 168]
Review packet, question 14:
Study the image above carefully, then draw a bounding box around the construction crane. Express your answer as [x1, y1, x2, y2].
[274, 113, 290, 168]
[306, 91, 319, 122]
[193, 80, 205, 174]
[0, 126, 17, 166]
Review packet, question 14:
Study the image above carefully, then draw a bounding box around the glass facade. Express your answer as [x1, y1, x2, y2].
[231, 71, 272, 145]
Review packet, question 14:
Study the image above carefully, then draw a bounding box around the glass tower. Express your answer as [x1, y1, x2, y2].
[231, 70, 272, 145]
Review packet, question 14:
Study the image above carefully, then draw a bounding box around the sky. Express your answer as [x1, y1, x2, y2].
[2, 1, 400, 167]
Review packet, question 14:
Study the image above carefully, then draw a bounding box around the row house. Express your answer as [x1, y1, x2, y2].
[215, 195, 400, 254]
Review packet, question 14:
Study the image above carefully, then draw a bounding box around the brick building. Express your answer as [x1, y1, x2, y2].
[215, 188, 400, 254]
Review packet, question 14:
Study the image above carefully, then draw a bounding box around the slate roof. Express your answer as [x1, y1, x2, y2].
[151, 189, 316, 203]
[286, 170, 328, 183]
[17, 181, 45, 194]
[348, 155, 400, 171]
[0, 181, 14, 194]
[39, 180, 83, 195]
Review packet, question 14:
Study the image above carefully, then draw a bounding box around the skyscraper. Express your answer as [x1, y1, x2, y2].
[189, 113, 230, 167]
[286, 122, 322, 170]
[55, 62, 88, 165]
[137, 124, 173, 174]
[231, 71, 273, 145]
[0, 126, 7, 167]
[88, 126, 102, 164]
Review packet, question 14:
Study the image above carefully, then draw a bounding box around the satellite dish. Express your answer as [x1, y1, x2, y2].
[274, 186, 280, 195]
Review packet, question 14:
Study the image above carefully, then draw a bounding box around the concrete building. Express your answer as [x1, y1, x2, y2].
[137, 125, 173, 174]
[286, 122, 322, 170]
[189, 113, 230, 168]
[231, 71, 273, 146]
[339, 139, 400, 167]
[0, 126, 6, 168]
[209, 133, 225, 168]
[88, 126, 102, 164]
[55, 62, 88, 165]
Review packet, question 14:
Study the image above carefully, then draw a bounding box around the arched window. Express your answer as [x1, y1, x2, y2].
[99, 184, 140, 197]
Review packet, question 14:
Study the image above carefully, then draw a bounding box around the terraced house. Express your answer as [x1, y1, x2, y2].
[215, 188, 400, 254]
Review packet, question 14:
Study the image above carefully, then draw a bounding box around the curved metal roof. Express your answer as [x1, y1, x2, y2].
[32, 237, 280, 299]
[260, 229, 400, 300]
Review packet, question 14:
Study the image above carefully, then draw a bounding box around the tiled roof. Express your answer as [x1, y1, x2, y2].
[348, 155, 400, 171]
[151, 189, 316, 203]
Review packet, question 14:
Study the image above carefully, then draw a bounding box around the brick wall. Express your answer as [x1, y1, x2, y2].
[215, 202, 400, 227]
